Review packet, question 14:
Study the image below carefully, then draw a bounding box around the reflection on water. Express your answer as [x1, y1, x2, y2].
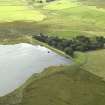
[0, 43, 71, 96]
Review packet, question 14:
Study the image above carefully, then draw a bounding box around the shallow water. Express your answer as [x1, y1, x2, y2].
[0, 43, 71, 96]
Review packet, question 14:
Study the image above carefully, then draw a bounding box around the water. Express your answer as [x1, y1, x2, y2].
[0, 43, 72, 96]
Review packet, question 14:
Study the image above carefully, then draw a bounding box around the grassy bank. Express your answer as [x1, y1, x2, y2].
[1, 65, 105, 105]
[0, 35, 105, 105]
[82, 49, 105, 80]
[0, 35, 37, 45]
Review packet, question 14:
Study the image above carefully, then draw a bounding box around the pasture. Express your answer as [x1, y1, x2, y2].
[0, 0, 105, 105]
[83, 50, 105, 80]
[0, 0, 45, 22]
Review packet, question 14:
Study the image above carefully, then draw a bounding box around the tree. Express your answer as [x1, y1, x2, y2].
[57, 42, 64, 50]
[33, 33, 105, 57]
[62, 39, 72, 48]
[46, 0, 55, 2]
[64, 47, 74, 56]
[96, 36, 105, 43]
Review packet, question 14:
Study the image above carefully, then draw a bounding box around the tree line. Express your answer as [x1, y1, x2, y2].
[27, 0, 55, 4]
[33, 33, 105, 57]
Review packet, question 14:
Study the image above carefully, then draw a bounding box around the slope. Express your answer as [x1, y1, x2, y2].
[77, 0, 105, 8]
[0, 0, 45, 22]
[0, 0, 105, 37]
[21, 66, 105, 105]
[1, 66, 105, 105]
[28, 0, 105, 37]
[0, 0, 105, 105]
[82, 49, 105, 80]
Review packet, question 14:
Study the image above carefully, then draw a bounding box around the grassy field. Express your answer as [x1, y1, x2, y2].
[20, 66, 105, 105]
[32, 0, 105, 37]
[0, 33, 40, 44]
[0, 36, 105, 105]
[0, 0, 105, 37]
[0, 0, 105, 105]
[82, 50, 105, 80]
[43, 0, 80, 10]
[0, 0, 25, 5]
[1, 65, 105, 105]
[0, 0, 45, 22]
[0, 6, 46, 22]
[78, 0, 105, 8]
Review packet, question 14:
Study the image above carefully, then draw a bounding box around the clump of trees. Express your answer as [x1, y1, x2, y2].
[28, 0, 55, 4]
[46, 0, 55, 2]
[33, 33, 105, 57]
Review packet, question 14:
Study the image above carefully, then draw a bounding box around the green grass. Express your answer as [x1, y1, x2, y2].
[0, 0, 45, 22]
[26, 0, 105, 38]
[73, 49, 105, 81]
[1, 35, 105, 105]
[0, 0, 25, 5]
[0, 34, 41, 45]
[0, 34, 37, 44]
[0, 0, 105, 37]
[74, 52, 87, 66]
[21, 66, 105, 105]
[41, 5, 105, 37]
[82, 49, 105, 80]
[1, 65, 105, 105]
[43, 0, 80, 10]
[0, 6, 46, 22]
[78, 0, 105, 8]
[0, 0, 105, 105]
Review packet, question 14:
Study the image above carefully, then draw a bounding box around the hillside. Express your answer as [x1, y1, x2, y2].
[0, 0, 25, 5]
[0, 0, 46, 22]
[0, 0, 104, 37]
[83, 49, 105, 80]
[39, 0, 105, 37]
[78, 0, 105, 8]
[0, 0, 105, 105]
[21, 66, 105, 105]
[0, 0, 105, 37]
[1, 65, 105, 105]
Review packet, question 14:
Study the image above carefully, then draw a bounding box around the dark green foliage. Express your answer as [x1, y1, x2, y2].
[64, 47, 74, 56]
[33, 34, 105, 57]
[28, 0, 55, 3]
[46, 0, 55, 2]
